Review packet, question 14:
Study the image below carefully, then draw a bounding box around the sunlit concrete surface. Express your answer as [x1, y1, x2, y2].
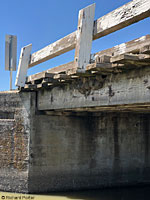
[1, 186, 150, 200]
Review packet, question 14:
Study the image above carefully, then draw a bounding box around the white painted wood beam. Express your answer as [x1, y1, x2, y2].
[29, 0, 150, 68]
[26, 34, 150, 79]
[74, 3, 95, 72]
[15, 44, 32, 87]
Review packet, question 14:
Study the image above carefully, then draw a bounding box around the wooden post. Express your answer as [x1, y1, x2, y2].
[15, 44, 32, 88]
[29, 0, 150, 68]
[74, 3, 95, 72]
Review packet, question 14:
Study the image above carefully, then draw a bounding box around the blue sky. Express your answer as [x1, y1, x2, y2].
[0, 0, 149, 91]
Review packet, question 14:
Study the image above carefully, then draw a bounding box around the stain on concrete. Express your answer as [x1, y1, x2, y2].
[108, 85, 115, 97]
[1, 92, 150, 193]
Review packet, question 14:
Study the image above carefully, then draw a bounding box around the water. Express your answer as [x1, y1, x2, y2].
[1, 186, 150, 200]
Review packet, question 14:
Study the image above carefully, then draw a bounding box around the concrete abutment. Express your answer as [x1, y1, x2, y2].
[0, 90, 150, 193]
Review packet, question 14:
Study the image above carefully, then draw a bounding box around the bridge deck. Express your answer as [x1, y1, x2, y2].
[24, 35, 150, 91]
[20, 35, 150, 112]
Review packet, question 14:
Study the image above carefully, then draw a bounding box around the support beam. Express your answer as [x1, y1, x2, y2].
[26, 72, 54, 83]
[29, 33, 76, 68]
[15, 44, 32, 87]
[140, 45, 150, 54]
[96, 35, 150, 57]
[29, 0, 150, 68]
[110, 53, 150, 64]
[26, 34, 150, 80]
[74, 4, 95, 72]
[37, 66, 150, 111]
[93, 0, 150, 40]
[47, 61, 74, 74]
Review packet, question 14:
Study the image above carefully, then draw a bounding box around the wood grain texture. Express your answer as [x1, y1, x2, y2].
[15, 44, 32, 87]
[93, 0, 150, 40]
[26, 72, 54, 83]
[29, 33, 76, 68]
[74, 4, 95, 71]
[96, 35, 150, 57]
[110, 53, 150, 63]
[29, 0, 150, 68]
[26, 34, 150, 80]
[47, 61, 74, 73]
[140, 45, 150, 54]
[86, 63, 113, 71]
[26, 61, 74, 83]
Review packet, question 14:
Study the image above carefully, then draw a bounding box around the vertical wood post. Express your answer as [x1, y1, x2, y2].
[74, 3, 95, 72]
[15, 44, 32, 88]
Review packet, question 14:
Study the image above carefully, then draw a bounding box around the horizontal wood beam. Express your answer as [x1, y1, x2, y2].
[93, 0, 150, 40]
[27, 34, 150, 81]
[140, 45, 150, 54]
[42, 105, 150, 114]
[110, 53, 150, 63]
[55, 105, 150, 113]
[27, 61, 74, 83]
[47, 61, 74, 74]
[29, 32, 76, 68]
[29, 0, 150, 68]
[26, 72, 54, 83]
[96, 35, 150, 57]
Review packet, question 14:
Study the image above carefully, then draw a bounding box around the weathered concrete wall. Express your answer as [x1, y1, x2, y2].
[29, 112, 150, 193]
[0, 91, 35, 193]
[37, 67, 150, 111]
[1, 90, 150, 193]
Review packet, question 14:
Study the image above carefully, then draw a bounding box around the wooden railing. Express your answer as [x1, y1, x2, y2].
[15, 0, 150, 88]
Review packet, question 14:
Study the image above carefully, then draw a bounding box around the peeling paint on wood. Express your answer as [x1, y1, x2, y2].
[74, 4, 95, 72]
[26, 35, 150, 81]
[15, 44, 32, 87]
[29, 0, 150, 68]
[29, 33, 76, 68]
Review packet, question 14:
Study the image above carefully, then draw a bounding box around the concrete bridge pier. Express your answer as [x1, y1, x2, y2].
[1, 0, 150, 193]
[0, 89, 150, 193]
